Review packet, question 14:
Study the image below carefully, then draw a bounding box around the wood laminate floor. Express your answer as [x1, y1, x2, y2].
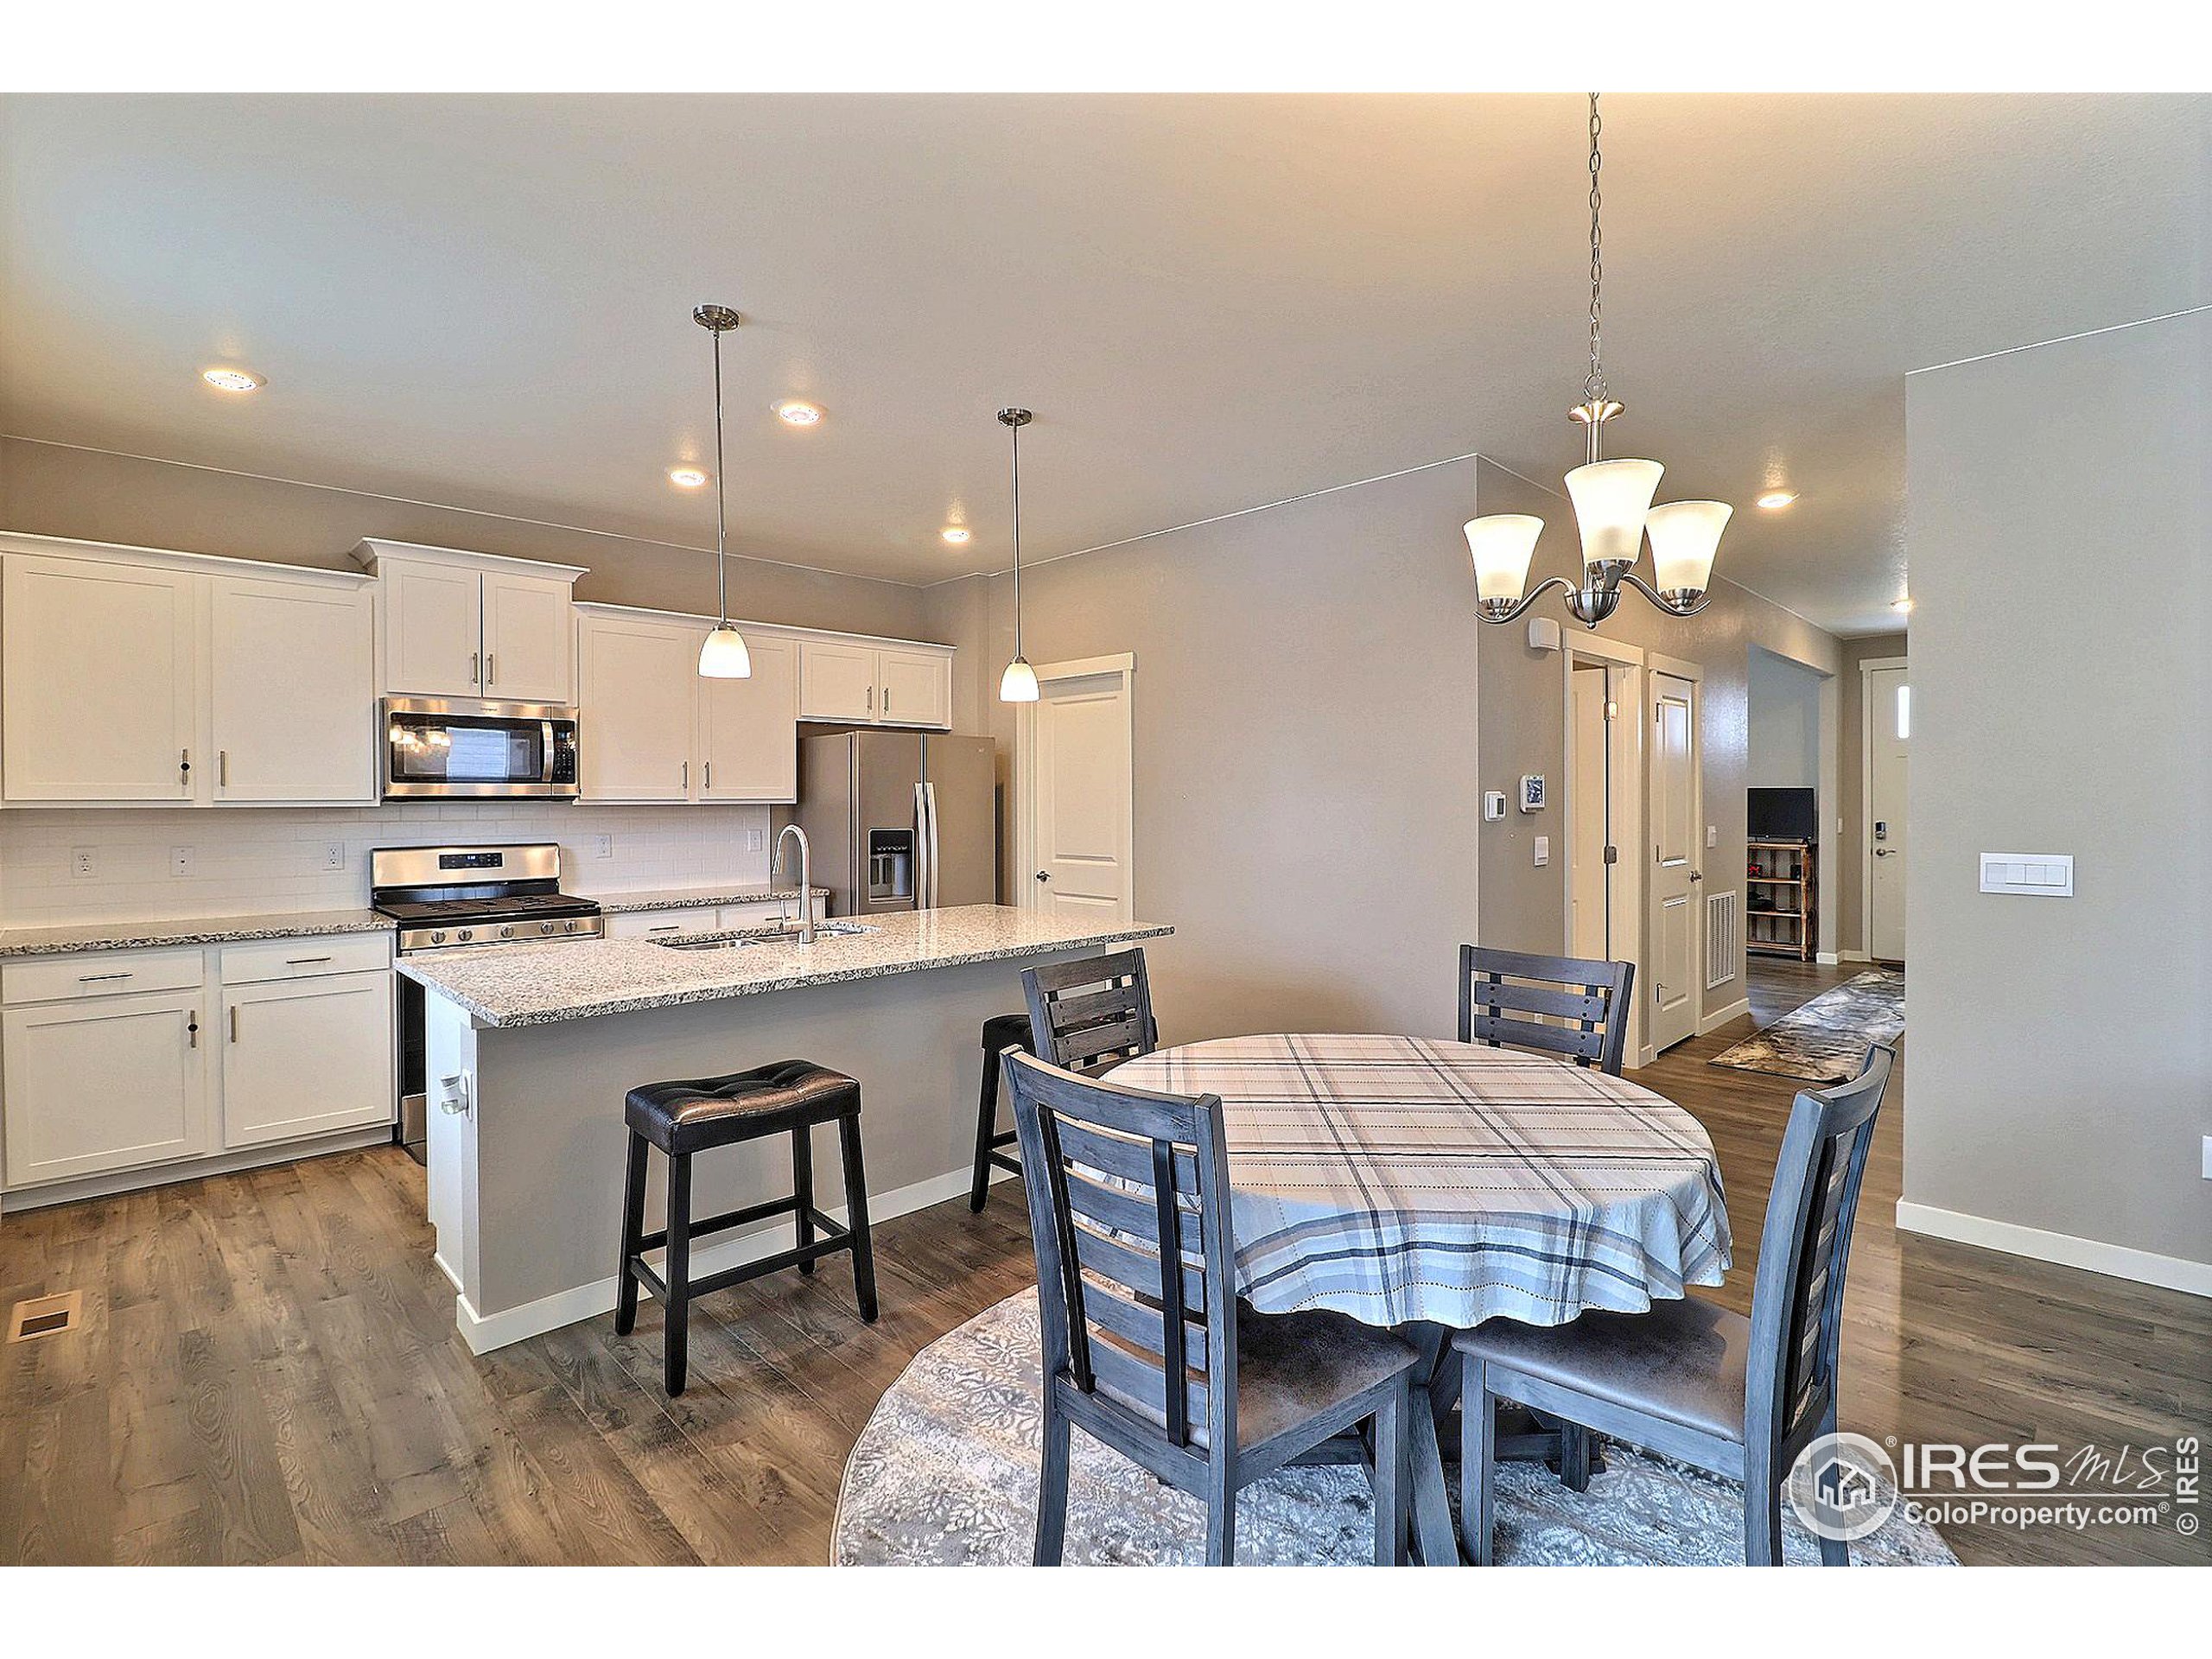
[3, 961, 2205, 1567]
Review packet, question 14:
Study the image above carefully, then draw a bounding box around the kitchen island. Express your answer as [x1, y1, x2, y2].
[398, 904, 1171, 1351]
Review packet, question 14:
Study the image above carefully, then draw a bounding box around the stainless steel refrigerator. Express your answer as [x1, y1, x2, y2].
[794, 731, 997, 916]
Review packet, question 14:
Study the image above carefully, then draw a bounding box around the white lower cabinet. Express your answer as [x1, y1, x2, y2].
[2, 990, 212, 1186]
[219, 971, 394, 1150]
[1, 935, 395, 1198]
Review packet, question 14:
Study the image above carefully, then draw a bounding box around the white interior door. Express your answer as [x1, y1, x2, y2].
[1027, 666, 1134, 921]
[1866, 663, 1910, 962]
[209, 575, 377, 803]
[1568, 664, 1612, 961]
[1647, 671, 1700, 1052]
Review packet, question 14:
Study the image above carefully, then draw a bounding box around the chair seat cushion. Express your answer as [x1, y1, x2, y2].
[626, 1059, 858, 1153]
[1234, 1308, 1421, 1450]
[982, 1012, 1035, 1053]
[1454, 1296, 1751, 1446]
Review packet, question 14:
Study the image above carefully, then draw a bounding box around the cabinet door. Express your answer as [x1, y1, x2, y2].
[576, 613, 701, 801]
[209, 575, 377, 803]
[798, 639, 879, 722]
[3, 992, 210, 1187]
[383, 559, 484, 696]
[876, 647, 952, 728]
[699, 632, 799, 800]
[480, 570, 575, 703]
[3, 556, 199, 803]
[219, 971, 393, 1150]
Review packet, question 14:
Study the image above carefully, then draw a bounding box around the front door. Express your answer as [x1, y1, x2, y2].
[1029, 667, 1135, 921]
[1866, 663, 1910, 962]
[1647, 671, 1700, 1052]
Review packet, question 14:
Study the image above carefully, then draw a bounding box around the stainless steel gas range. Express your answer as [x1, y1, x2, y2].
[373, 842, 605, 1161]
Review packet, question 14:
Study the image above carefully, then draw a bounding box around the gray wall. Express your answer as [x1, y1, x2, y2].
[0, 435, 931, 639]
[1471, 459, 1841, 1003]
[922, 456, 1486, 1046]
[1748, 646, 1824, 789]
[1837, 630, 1908, 957]
[1904, 308, 2210, 1273]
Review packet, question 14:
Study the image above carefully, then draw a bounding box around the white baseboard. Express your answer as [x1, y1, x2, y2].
[1816, 951, 1841, 966]
[0, 1124, 393, 1214]
[1698, 997, 1750, 1034]
[1839, 950, 1872, 963]
[454, 1164, 998, 1354]
[1895, 1200, 2212, 1299]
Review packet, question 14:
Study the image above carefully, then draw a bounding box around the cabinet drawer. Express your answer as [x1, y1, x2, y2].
[220, 932, 392, 986]
[606, 906, 721, 941]
[3, 946, 207, 1007]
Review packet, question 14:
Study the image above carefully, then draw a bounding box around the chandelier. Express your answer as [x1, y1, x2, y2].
[1465, 95, 1730, 629]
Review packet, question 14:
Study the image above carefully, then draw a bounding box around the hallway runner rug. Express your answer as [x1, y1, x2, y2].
[1709, 968, 1904, 1083]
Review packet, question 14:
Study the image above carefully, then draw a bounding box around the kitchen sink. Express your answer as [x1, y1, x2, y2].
[652, 921, 874, 951]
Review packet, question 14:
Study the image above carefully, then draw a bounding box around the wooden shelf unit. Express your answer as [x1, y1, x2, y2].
[1746, 837, 1818, 962]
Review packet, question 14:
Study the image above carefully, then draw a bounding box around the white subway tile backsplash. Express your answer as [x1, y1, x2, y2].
[0, 801, 776, 924]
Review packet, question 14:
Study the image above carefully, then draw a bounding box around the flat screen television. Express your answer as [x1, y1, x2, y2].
[1748, 786, 1817, 842]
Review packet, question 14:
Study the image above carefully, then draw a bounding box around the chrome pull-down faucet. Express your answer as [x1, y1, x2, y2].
[775, 824, 817, 944]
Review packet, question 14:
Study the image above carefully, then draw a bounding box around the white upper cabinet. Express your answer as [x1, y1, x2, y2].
[576, 609, 702, 802]
[208, 574, 377, 803]
[358, 540, 583, 703]
[3, 554, 200, 803]
[798, 638, 953, 728]
[481, 569, 577, 702]
[700, 632, 799, 801]
[877, 646, 953, 729]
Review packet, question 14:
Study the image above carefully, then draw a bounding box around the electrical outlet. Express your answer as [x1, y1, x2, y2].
[169, 846, 195, 878]
[322, 842, 346, 872]
[594, 835, 614, 859]
[71, 848, 96, 880]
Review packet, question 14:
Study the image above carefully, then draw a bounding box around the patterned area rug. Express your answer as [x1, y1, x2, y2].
[833, 1289, 1956, 1567]
[1710, 969, 1905, 1083]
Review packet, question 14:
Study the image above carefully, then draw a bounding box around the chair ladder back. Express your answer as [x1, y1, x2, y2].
[1457, 944, 1635, 1075]
[1745, 1045, 1895, 1455]
[1023, 950, 1160, 1076]
[1003, 1048, 1231, 1456]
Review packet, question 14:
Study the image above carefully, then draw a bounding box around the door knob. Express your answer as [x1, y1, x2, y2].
[1689, 870, 1704, 882]
[1034, 871, 1050, 882]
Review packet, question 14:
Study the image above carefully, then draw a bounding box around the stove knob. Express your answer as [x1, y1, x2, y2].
[429, 930, 447, 944]
[499, 925, 514, 938]
[457, 928, 474, 943]
[541, 921, 556, 935]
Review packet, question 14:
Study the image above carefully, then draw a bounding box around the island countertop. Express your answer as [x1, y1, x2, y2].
[397, 904, 1171, 1028]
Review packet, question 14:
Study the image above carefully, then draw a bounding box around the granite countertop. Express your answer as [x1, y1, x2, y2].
[398, 904, 1173, 1027]
[587, 885, 829, 915]
[0, 908, 391, 958]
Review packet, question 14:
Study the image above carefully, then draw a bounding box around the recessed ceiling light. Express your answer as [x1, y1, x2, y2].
[667, 466, 709, 489]
[1755, 490, 1797, 510]
[774, 400, 825, 427]
[940, 526, 971, 545]
[201, 367, 265, 392]
[1891, 597, 1915, 613]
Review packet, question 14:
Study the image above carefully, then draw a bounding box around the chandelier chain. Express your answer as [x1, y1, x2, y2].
[1585, 92, 1605, 405]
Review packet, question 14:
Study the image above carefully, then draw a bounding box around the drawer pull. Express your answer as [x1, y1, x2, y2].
[77, 971, 133, 982]
[285, 956, 334, 966]
[647, 924, 681, 934]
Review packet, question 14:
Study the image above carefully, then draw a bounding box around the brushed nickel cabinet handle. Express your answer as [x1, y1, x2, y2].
[486, 653, 496, 687]
[704, 760, 712, 789]
[469, 652, 480, 686]
[285, 955, 333, 966]
[78, 971, 132, 982]
[218, 749, 229, 786]
[228, 1006, 238, 1043]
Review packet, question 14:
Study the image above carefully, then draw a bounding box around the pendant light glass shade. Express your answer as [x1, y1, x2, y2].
[1564, 458, 1663, 569]
[1465, 514, 1545, 603]
[699, 624, 753, 679]
[997, 407, 1036, 704]
[1000, 656, 1039, 702]
[1644, 499, 1731, 597]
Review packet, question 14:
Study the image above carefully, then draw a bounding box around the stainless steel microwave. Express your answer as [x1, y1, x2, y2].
[382, 698, 581, 798]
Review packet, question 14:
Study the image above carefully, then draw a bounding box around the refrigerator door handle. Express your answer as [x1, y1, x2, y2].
[913, 781, 931, 910]
[923, 781, 942, 907]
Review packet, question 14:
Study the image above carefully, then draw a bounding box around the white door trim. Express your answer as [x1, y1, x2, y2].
[1859, 655, 1910, 963]
[1014, 653, 1136, 915]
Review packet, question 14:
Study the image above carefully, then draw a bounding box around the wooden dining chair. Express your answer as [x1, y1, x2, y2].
[1003, 1048, 1419, 1565]
[1454, 1044, 1897, 1566]
[1458, 944, 1635, 1076]
[1020, 948, 1160, 1076]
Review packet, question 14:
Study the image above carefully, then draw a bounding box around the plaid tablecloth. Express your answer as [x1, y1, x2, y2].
[1112, 1033, 1732, 1331]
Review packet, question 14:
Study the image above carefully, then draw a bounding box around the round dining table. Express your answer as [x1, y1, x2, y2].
[1111, 1031, 1733, 1564]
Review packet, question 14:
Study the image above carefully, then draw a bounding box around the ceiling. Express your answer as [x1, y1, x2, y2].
[3, 93, 2204, 634]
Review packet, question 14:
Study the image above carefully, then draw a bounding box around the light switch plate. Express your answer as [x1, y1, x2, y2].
[1980, 852, 2074, 897]
[1534, 835, 1550, 868]
[747, 828, 765, 852]
[169, 846, 194, 878]
[1706, 825, 1718, 849]
[594, 835, 614, 859]
[2202, 1135, 2212, 1182]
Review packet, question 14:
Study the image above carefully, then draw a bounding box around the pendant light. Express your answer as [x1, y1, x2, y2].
[997, 407, 1039, 702]
[1461, 94, 1730, 629]
[692, 303, 753, 679]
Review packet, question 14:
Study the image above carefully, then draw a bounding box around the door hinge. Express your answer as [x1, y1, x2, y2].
[1603, 845, 1618, 865]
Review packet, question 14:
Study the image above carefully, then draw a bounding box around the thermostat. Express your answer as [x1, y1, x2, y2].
[1519, 774, 1547, 812]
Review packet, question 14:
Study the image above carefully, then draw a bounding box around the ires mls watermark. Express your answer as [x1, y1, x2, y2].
[1787, 1432, 2202, 1542]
